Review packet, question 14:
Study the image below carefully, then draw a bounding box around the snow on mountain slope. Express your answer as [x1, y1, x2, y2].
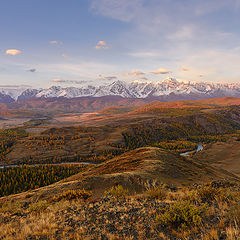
[0, 92, 15, 104]
[94, 81, 133, 98]
[128, 81, 155, 98]
[35, 86, 97, 98]
[17, 89, 41, 101]
[0, 86, 29, 101]
[1, 78, 240, 103]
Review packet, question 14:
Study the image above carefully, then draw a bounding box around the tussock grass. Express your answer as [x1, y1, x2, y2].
[145, 186, 167, 200]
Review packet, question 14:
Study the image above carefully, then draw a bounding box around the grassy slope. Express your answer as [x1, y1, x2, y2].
[1, 147, 239, 204]
[194, 139, 240, 175]
[1, 182, 240, 240]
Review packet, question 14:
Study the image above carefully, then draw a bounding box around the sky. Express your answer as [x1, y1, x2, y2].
[0, 0, 240, 88]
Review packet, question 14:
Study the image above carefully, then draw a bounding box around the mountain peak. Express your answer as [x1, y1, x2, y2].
[1, 79, 240, 103]
[110, 80, 126, 86]
[161, 77, 179, 84]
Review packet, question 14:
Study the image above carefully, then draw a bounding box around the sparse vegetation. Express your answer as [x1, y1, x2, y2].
[51, 189, 92, 202]
[1, 181, 240, 239]
[105, 185, 128, 198]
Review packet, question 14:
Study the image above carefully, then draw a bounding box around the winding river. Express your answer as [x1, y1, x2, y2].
[180, 143, 203, 157]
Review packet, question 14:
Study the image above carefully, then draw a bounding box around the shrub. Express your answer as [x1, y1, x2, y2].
[104, 185, 128, 198]
[51, 189, 92, 202]
[28, 200, 49, 213]
[180, 190, 198, 203]
[196, 186, 220, 202]
[193, 186, 232, 204]
[145, 186, 167, 200]
[156, 200, 207, 229]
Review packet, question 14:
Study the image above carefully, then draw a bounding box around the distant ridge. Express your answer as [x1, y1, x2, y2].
[1, 78, 240, 103]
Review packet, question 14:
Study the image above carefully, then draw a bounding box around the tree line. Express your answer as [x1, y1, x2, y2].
[0, 164, 86, 197]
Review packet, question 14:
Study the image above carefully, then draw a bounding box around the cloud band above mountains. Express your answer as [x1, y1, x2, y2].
[51, 79, 88, 84]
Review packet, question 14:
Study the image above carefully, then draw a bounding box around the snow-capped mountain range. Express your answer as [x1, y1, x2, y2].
[1, 78, 240, 103]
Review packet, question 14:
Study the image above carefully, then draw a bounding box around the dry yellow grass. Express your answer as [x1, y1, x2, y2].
[1, 182, 240, 240]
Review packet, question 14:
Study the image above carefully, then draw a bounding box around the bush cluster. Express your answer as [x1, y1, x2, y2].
[156, 200, 207, 229]
[28, 200, 49, 213]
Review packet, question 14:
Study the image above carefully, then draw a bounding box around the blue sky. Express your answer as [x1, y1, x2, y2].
[0, 0, 240, 87]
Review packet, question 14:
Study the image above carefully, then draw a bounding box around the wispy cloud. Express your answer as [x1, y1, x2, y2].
[51, 79, 87, 84]
[91, 0, 143, 22]
[90, 0, 240, 53]
[194, 0, 240, 16]
[151, 68, 172, 74]
[128, 51, 160, 58]
[6, 49, 22, 56]
[61, 53, 69, 58]
[139, 76, 148, 80]
[167, 25, 195, 40]
[49, 40, 63, 45]
[39, 61, 117, 78]
[98, 75, 118, 81]
[95, 40, 109, 49]
[1, 1, 239, 86]
[175, 48, 240, 82]
[126, 70, 145, 77]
